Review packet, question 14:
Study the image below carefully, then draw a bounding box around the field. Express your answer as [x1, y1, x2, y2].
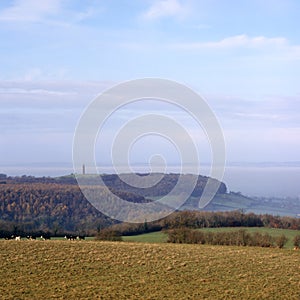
[123, 227, 300, 249]
[122, 231, 168, 243]
[0, 240, 299, 299]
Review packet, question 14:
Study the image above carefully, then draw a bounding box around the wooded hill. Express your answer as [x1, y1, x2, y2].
[0, 173, 225, 236]
[0, 183, 115, 236]
[0, 173, 299, 236]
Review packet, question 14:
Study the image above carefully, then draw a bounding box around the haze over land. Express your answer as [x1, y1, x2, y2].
[0, 1, 299, 200]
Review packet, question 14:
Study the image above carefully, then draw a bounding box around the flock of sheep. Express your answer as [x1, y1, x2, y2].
[4, 235, 86, 241]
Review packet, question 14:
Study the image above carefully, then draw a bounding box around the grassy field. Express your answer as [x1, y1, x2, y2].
[0, 240, 299, 299]
[122, 231, 168, 243]
[123, 227, 300, 249]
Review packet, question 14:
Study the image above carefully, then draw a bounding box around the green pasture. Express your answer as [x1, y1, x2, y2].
[123, 227, 300, 249]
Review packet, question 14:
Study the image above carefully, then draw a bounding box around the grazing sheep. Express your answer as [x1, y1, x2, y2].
[40, 236, 50, 240]
[64, 235, 76, 241]
[15, 236, 21, 241]
[40, 234, 51, 240]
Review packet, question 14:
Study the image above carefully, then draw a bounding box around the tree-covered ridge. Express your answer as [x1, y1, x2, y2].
[0, 183, 116, 235]
[1, 173, 227, 198]
[0, 173, 227, 236]
[1, 174, 299, 238]
[101, 173, 227, 198]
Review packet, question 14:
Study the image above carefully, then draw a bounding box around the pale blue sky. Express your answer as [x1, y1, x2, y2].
[0, 0, 299, 172]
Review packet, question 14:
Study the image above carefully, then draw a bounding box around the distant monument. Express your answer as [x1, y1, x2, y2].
[82, 164, 86, 175]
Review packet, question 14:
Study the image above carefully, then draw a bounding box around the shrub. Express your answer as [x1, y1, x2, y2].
[249, 232, 274, 247]
[259, 233, 274, 247]
[167, 228, 279, 248]
[96, 229, 122, 241]
[275, 234, 288, 248]
[167, 228, 191, 243]
[293, 235, 300, 248]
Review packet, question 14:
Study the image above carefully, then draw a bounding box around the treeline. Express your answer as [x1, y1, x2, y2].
[0, 221, 53, 240]
[1, 175, 299, 238]
[167, 228, 290, 248]
[101, 173, 227, 198]
[1, 173, 227, 198]
[0, 183, 116, 236]
[161, 210, 300, 230]
[0, 182, 159, 237]
[0, 174, 77, 185]
[108, 210, 300, 237]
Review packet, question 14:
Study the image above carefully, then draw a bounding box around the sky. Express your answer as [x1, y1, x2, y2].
[0, 0, 300, 180]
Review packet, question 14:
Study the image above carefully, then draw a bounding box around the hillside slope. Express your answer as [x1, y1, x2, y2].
[0, 174, 299, 236]
[0, 241, 299, 299]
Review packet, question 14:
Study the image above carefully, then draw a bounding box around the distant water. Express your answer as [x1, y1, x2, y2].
[1, 163, 300, 198]
[222, 166, 300, 198]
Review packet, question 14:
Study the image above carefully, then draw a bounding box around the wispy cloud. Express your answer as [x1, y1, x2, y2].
[142, 0, 189, 20]
[21, 67, 69, 81]
[0, 0, 62, 22]
[233, 112, 282, 121]
[174, 34, 287, 50]
[73, 6, 98, 23]
[0, 80, 112, 114]
[171, 34, 300, 62]
[0, 0, 98, 26]
[205, 92, 300, 129]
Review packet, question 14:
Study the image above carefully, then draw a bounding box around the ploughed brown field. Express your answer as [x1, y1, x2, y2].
[0, 240, 299, 299]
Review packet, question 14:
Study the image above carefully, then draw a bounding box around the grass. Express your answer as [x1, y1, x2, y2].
[0, 240, 299, 299]
[122, 231, 168, 243]
[123, 227, 300, 249]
